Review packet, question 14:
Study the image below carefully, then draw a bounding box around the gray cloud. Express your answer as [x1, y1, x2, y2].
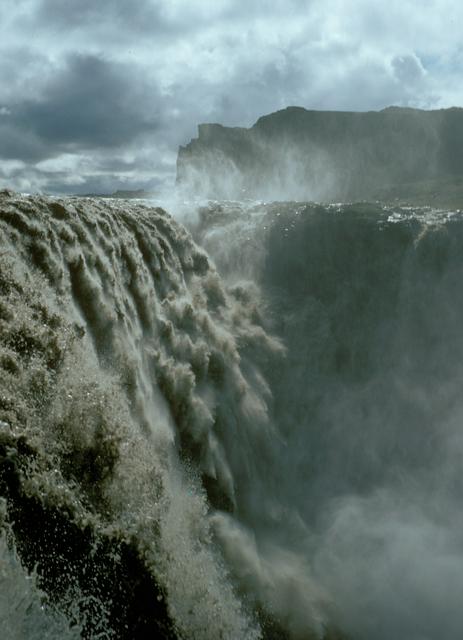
[33, 0, 169, 37]
[0, 123, 47, 163]
[392, 54, 426, 85]
[3, 54, 159, 156]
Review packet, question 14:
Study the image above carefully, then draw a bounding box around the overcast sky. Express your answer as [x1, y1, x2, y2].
[1, 0, 462, 194]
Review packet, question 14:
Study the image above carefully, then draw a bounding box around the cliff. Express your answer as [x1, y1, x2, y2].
[176, 106, 463, 202]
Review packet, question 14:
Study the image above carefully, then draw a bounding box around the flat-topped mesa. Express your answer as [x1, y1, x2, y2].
[176, 106, 463, 201]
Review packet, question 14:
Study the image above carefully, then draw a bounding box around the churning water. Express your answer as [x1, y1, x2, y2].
[1, 190, 463, 639]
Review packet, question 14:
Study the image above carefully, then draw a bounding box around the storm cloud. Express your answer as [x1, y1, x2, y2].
[1, 54, 159, 160]
[21, 54, 157, 148]
[1, 0, 463, 193]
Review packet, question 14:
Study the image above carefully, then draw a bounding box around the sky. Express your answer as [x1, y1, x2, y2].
[0, 0, 462, 194]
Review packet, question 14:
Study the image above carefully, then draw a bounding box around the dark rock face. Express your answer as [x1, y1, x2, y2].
[176, 106, 463, 201]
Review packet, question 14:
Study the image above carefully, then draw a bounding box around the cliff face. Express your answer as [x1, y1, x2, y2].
[176, 106, 463, 201]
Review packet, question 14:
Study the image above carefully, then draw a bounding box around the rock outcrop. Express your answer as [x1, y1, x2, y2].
[176, 106, 463, 201]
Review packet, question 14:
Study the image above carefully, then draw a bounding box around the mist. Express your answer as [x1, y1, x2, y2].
[185, 200, 463, 639]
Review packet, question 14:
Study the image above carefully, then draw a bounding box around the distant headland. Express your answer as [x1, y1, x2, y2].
[176, 106, 463, 205]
